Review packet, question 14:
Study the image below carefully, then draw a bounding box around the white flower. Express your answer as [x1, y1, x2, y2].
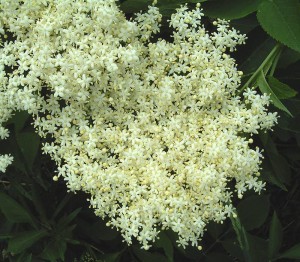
[0, 154, 13, 173]
[0, 0, 278, 250]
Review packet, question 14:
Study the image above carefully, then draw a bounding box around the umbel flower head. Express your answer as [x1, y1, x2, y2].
[0, 0, 277, 249]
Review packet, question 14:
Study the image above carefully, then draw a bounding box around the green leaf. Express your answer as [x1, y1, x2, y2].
[57, 224, 77, 241]
[93, 222, 119, 241]
[98, 251, 123, 262]
[240, 37, 276, 75]
[278, 48, 300, 68]
[237, 194, 270, 230]
[13, 183, 33, 202]
[257, 0, 300, 53]
[56, 208, 81, 231]
[120, 0, 152, 13]
[241, 43, 282, 93]
[206, 221, 225, 239]
[0, 234, 12, 240]
[202, 0, 263, 19]
[16, 131, 40, 170]
[40, 240, 67, 262]
[8, 230, 47, 254]
[221, 239, 244, 261]
[16, 253, 33, 262]
[204, 252, 232, 262]
[158, 1, 188, 16]
[187, 0, 207, 3]
[15, 253, 33, 262]
[257, 71, 293, 116]
[268, 212, 283, 259]
[76, 219, 119, 242]
[267, 76, 297, 99]
[230, 216, 249, 252]
[261, 168, 287, 191]
[5, 111, 30, 132]
[0, 192, 33, 224]
[230, 14, 259, 34]
[283, 99, 300, 116]
[132, 245, 169, 262]
[279, 243, 300, 259]
[268, 152, 291, 185]
[278, 114, 300, 133]
[153, 231, 173, 261]
[259, 132, 292, 185]
[247, 234, 268, 262]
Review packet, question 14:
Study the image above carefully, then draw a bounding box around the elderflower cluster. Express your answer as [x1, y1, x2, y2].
[0, 51, 13, 172]
[0, 0, 277, 249]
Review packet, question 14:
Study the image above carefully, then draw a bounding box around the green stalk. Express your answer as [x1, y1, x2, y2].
[239, 43, 282, 94]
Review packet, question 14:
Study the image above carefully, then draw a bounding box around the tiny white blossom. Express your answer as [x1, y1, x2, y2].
[0, 0, 278, 250]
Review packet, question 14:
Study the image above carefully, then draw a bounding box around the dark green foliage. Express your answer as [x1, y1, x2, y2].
[268, 212, 283, 259]
[237, 195, 270, 231]
[257, 0, 300, 53]
[1, 0, 300, 261]
[202, 0, 264, 20]
[8, 230, 48, 255]
[0, 192, 33, 224]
